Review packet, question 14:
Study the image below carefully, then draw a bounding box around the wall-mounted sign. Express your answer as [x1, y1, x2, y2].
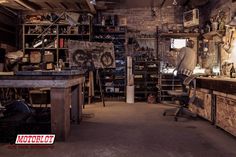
[68, 40, 115, 69]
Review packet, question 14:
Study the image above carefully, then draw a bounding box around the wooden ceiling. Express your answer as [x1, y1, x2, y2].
[0, 0, 211, 13]
[95, 0, 211, 10]
[0, 0, 96, 13]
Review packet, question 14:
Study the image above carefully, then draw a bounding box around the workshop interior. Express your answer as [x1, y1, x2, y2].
[0, 0, 236, 156]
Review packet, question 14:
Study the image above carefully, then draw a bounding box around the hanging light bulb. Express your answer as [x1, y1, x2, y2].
[172, 0, 177, 5]
[90, 0, 96, 5]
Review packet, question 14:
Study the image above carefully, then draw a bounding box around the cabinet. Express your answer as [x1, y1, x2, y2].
[22, 21, 91, 70]
[93, 25, 127, 100]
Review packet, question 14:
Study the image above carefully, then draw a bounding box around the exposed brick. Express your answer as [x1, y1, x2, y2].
[103, 6, 183, 33]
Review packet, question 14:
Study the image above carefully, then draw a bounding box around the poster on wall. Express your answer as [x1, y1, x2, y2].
[68, 40, 115, 69]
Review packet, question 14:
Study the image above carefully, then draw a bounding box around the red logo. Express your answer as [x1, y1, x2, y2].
[15, 134, 55, 145]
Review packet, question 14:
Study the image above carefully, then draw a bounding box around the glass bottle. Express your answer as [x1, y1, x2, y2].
[230, 63, 235, 78]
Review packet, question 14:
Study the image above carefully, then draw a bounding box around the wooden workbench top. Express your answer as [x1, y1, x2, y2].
[196, 77, 236, 94]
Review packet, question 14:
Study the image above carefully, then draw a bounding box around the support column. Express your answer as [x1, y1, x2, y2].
[50, 87, 71, 141]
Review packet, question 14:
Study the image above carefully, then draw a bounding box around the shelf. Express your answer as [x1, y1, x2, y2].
[161, 85, 182, 87]
[136, 38, 156, 40]
[58, 23, 89, 26]
[94, 38, 125, 40]
[159, 32, 199, 37]
[59, 48, 69, 50]
[134, 71, 146, 74]
[103, 85, 125, 87]
[25, 34, 57, 36]
[94, 24, 126, 28]
[24, 23, 53, 26]
[114, 77, 125, 80]
[146, 71, 159, 74]
[25, 48, 57, 50]
[146, 81, 158, 84]
[135, 91, 146, 94]
[95, 31, 126, 34]
[24, 23, 90, 26]
[23, 16, 92, 71]
[104, 91, 125, 94]
[58, 34, 90, 36]
[203, 31, 223, 40]
[161, 89, 182, 92]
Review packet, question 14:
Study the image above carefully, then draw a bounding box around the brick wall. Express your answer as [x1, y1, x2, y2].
[102, 6, 183, 33]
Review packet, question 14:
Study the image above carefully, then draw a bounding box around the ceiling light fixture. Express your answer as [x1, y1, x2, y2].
[172, 0, 177, 5]
[90, 0, 96, 5]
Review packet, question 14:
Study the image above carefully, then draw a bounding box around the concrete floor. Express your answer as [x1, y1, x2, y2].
[0, 102, 236, 157]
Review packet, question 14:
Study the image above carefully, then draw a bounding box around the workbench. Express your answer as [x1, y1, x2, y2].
[189, 76, 236, 137]
[0, 70, 85, 141]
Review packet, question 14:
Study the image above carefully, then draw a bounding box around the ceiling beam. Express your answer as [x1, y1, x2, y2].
[160, 0, 166, 8]
[76, 2, 83, 10]
[85, 0, 96, 14]
[14, 0, 37, 11]
[44, 2, 54, 10]
[60, 2, 68, 10]
[183, 0, 191, 6]
[0, 6, 18, 17]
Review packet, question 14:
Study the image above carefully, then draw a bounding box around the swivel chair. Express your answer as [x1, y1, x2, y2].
[163, 75, 197, 121]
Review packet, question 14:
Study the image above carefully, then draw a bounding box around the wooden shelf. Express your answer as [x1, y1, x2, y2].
[95, 31, 126, 34]
[159, 32, 199, 37]
[25, 34, 56, 36]
[136, 38, 156, 40]
[58, 34, 90, 36]
[203, 31, 223, 40]
[25, 48, 57, 50]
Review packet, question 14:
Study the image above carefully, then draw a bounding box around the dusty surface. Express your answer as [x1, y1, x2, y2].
[0, 102, 236, 157]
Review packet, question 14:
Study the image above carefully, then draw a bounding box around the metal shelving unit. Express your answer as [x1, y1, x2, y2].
[93, 25, 127, 101]
[133, 60, 159, 102]
[22, 17, 92, 69]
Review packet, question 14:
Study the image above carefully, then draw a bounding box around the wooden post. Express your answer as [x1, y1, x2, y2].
[71, 85, 83, 123]
[88, 71, 94, 104]
[50, 87, 71, 141]
[79, 84, 83, 120]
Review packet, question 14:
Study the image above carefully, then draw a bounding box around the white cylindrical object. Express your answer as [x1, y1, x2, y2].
[127, 56, 133, 86]
[127, 56, 132, 68]
[126, 85, 134, 103]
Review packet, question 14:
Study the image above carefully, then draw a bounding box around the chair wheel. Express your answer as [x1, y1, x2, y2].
[163, 112, 166, 116]
[174, 117, 178, 121]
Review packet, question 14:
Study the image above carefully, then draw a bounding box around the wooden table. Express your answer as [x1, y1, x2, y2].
[0, 70, 85, 141]
[192, 77, 236, 136]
